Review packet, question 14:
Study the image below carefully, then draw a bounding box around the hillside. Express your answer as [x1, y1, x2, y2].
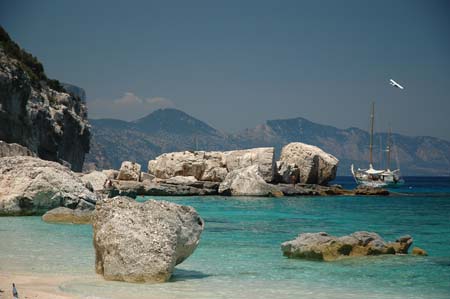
[84, 109, 239, 170]
[85, 109, 450, 176]
[234, 117, 450, 176]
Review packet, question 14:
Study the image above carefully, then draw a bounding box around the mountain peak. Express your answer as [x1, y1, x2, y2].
[133, 108, 220, 136]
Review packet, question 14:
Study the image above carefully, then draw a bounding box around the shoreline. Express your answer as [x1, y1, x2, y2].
[0, 272, 77, 299]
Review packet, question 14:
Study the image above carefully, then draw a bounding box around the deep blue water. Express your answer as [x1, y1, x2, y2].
[0, 177, 449, 299]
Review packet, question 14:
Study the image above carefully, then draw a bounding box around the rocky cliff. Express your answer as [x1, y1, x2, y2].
[0, 27, 90, 171]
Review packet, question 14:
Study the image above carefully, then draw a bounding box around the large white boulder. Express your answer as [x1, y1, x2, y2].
[148, 151, 212, 180]
[218, 165, 282, 197]
[148, 147, 276, 183]
[0, 156, 97, 215]
[278, 142, 338, 185]
[93, 196, 204, 283]
[223, 147, 275, 182]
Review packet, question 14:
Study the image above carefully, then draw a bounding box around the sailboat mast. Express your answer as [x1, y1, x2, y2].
[387, 127, 391, 170]
[379, 135, 382, 169]
[369, 102, 374, 166]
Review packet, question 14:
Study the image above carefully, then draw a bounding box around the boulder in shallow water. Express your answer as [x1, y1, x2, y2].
[117, 161, 141, 181]
[281, 231, 413, 261]
[93, 196, 204, 283]
[0, 156, 97, 215]
[42, 207, 93, 224]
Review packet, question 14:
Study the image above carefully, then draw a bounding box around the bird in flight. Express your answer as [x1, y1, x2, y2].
[389, 79, 404, 90]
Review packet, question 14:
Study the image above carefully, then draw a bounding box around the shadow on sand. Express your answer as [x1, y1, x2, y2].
[169, 268, 211, 282]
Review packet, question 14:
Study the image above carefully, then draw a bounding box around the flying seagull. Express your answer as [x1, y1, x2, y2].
[389, 79, 404, 90]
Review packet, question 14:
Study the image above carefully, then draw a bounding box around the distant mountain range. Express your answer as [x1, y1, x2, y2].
[84, 108, 450, 176]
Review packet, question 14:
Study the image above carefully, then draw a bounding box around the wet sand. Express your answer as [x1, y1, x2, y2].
[0, 272, 76, 299]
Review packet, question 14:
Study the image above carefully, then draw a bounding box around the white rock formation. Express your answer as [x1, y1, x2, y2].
[223, 148, 276, 182]
[278, 142, 338, 185]
[0, 156, 97, 215]
[148, 147, 276, 183]
[93, 196, 204, 283]
[218, 165, 282, 196]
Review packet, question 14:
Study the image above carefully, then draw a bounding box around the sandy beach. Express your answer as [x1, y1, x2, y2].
[0, 272, 76, 299]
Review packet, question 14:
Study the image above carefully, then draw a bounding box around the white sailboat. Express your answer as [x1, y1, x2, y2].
[351, 102, 403, 188]
[379, 127, 404, 187]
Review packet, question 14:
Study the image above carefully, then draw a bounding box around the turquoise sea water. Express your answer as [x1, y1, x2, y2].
[1, 177, 450, 299]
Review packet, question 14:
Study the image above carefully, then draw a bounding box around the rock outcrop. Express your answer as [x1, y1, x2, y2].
[353, 185, 390, 196]
[117, 161, 141, 181]
[0, 28, 90, 171]
[278, 142, 338, 185]
[79, 171, 109, 191]
[0, 156, 97, 215]
[164, 176, 199, 185]
[0, 140, 36, 158]
[42, 207, 93, 224]
[93, 196, 204, 283]
[218, 165, 282, 197]
[281, 231, 413, 261]
[148, 147, 276, 183]
[411, 247, 428, 256]
[277, 183, 350, 196]
[109, 180, 218, 198]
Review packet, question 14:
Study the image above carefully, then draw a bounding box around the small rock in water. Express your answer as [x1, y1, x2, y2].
[42, 207, 93, 224]
[281, 231, 414, 261]
[412, 247, 428, 256]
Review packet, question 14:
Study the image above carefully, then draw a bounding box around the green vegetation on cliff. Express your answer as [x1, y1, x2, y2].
[0, 26, 64, 92]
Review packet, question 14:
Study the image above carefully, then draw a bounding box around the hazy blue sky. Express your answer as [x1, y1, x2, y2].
[2, 0, 450, 139]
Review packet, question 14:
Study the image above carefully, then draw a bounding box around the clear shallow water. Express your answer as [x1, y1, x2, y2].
[1, 177, 450, 299]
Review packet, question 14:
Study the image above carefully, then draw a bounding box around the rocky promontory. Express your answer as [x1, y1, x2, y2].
[98, 142, 387, 198]
[281, 231, 413, 261]
[0, 155, 98, 216]
[0, 27, 90, 171]
[93, 196, 204, 282]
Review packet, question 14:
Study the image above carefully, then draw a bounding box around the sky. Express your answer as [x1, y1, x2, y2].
[1, 0, 450, 140]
